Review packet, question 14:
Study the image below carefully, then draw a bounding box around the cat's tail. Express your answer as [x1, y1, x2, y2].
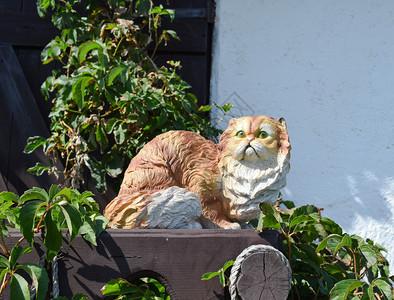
[104, 187, 203, 229]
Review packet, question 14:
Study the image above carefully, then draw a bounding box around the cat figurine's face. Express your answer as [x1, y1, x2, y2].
[220, 116, 290, 162]
[218, 116, 291, 221]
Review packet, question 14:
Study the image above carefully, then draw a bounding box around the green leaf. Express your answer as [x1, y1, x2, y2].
[361, 284, 374, 300]
[201, 271, 219, 281]
[97, 48, 108, 69]
[371, 278, 392, 299]
[0, 191, 20, 206]
[359, 245, 378, 268]
[136, 0, 151, 15]
[27, 163, 51, 176]
[19, 200, 45, 245]
[71, 294, 89, 300]
[219, 271, 226, 287]
[101, 278, 140, 296]
[103, 151, 123, 178]
[72, 76, 92, 108]
[10, 273, 30, 300]
[258, 203, 282, 230]
[49, 184, 61, 202]
[79, 218, 97, 246]
[44, 210, 63, 262]
[330, 279, 364, 300]
[96, 122, 108, 152]
[78, 41, 102, 62]
[222, 260, 234, 272]
[221, 103, 232, 112]
[10, 246, 31, 268]
[84, 156, 107, 193]
[37, 0, 51, 18]
[17, 263, 49, 300]
[333, 234, 352, 256]
[107, 66, 126, 86]
[289, 215, 315, 230]
[0, 254, 10, 268]
[59, 204, 83, 244]
[94, 215, 108, 237]
[24, 136, 46, 154]
[105, 118, 118, 134]
[20, 187, 49, 203]
[316, 234, 342, 253]
[113, 123, 126, 144]
[320, 217, 343, 235]
[164, 30, 178, 39]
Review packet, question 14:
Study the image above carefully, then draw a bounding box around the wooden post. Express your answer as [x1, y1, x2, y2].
[2, 228, 290, 299]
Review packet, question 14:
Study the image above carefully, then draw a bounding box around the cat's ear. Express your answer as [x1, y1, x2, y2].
[228, 118, 237, 127]
[278, 117, 287, 129]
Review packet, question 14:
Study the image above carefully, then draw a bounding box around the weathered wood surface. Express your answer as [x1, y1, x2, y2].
[0, 45, 59, 194]
[230, 246, 291, 300]
[2, 229, 283, 300]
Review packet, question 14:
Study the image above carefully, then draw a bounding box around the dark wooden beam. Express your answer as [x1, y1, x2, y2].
[2, 229, 284, 299]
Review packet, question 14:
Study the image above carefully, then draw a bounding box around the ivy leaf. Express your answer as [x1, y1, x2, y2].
[113, 123, 126, 144]
[49, 184, 61, 202]
[0, 255, 10, 269]
[258, 203, 282, 230]
[107, 66, 127, 86]
[10, 273, 30, 300]
[359, 245, 378, 268]
[24, 136, 46, 154]
[333, 234, 353, 256]
[84, 156, 107, 193]
[136, 0, 151, 15]
[44, 210, 63, 262]
[316, 234, 342, 253]
[103, 151, 123, 178]
[72, 76, 92, 108]
[371, 278, 392, 299]
[20, 187, 49, 203]
[79, 218, 97, 246]
[101, 278, 140, 296]
[329, 279, 364, 300]
[16, 263, 49, 300]
[222, 260, 234, 272]
[10, 246, 31, 268]
[201, 271, 219, 281]
[0, 191, 20, 206]
[59, 204, 83, 244]
[19, 200, 45, 245]
[78, 41, 102, 62]
[96, 122, 109, 153]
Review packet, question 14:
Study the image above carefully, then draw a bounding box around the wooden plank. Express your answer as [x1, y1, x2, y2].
[0, 11, 58, 46]
[0, 0, 23, 12]
[0, 45, 58, 194]
[2, 229, 283, 299]
[155, 54, 209, 106]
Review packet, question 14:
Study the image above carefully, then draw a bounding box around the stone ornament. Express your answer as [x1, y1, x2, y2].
[104, 116, 291, 229]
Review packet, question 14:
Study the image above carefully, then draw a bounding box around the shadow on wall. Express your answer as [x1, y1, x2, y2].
[346, 172, 394, 222]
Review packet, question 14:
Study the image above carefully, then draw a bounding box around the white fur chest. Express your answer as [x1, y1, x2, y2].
[220, 154, 290, 222]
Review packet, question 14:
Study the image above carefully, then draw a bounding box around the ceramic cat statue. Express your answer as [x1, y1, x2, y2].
[104, 116, 291, 229]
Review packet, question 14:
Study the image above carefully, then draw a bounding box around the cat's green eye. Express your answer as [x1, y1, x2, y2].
[259, 131, 268, 139]
[236, 130, 246, 138]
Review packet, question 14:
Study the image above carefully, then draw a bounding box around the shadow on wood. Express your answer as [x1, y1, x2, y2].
[2, 229, 289, 300]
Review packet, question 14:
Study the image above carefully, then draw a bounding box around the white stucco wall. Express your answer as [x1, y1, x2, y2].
[210, 0, 394, 273]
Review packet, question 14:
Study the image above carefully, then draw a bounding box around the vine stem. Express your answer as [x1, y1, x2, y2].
[0, 273, 11, 295]
[34, 206, 51, 233]
[0, 232, 10, 256]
